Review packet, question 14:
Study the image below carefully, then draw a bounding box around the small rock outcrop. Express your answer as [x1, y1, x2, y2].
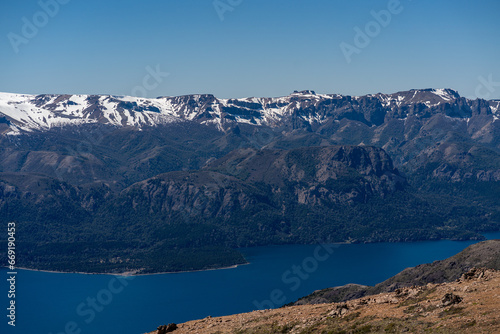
[328, 303, 349, 317]
[461, 267, 487, 281]
[156, 323, 177, 333]
[441, 293, 463, 307]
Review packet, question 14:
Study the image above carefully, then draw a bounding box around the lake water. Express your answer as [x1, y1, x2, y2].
[2, 232, 500, 334]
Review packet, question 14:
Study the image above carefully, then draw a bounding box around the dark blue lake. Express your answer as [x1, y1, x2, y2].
[2, 232, 500, 334]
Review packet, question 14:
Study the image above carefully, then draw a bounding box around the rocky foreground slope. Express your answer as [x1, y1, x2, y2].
[294, 239, 500, 305]
[148, 268, 500, 334]
[147, 240, 500, 334]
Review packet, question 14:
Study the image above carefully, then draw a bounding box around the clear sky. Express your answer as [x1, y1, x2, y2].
[1, 0, 499, 99]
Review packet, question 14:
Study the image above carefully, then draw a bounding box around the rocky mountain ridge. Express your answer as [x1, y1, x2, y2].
[1, 88, 499, 187]
[1, 88, 498, 134]
[0, 145, 416, 273]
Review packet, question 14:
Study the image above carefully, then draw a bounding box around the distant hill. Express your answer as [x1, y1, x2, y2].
[0, 145, 426, 274]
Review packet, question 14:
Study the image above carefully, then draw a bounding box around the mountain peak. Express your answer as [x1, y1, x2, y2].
[414, 88, 460, 99]
[292, 90, 316, 95]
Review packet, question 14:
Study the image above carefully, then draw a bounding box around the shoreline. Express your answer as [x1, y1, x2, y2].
[3, 262, 250, 276]
[3, 233, 499, 277]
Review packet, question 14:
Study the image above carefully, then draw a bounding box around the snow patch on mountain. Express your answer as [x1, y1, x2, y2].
[432, 88, 455, 101]
[0, 89, 497, 134]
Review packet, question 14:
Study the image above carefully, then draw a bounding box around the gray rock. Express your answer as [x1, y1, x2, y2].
[441, 293, 462, 307]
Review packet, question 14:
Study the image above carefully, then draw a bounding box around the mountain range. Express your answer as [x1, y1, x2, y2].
[0, 88, 499, 273]
[1, 88, 498, 133]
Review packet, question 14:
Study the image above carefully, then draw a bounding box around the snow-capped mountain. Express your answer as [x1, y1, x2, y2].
[0, 88, 498, 134]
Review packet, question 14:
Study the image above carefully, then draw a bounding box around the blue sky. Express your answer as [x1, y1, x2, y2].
[1, 0, 499, 99]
